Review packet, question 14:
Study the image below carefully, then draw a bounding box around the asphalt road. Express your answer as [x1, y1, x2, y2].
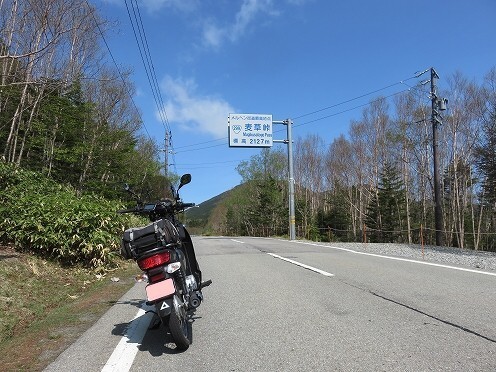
[45, 237, 496, 371]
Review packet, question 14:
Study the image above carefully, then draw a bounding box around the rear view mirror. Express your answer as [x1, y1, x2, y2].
[178, 174, 191, 190]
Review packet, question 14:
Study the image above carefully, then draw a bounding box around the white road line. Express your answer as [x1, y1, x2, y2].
[231, 239, 245, 244]
[267, 252, 334, 277]
[292, 240, 496, 277]
[101, 304, 154, 372]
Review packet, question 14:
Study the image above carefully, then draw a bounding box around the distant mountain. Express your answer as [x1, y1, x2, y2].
[184, 185, 243, 223]
[185, 190, 226, 219]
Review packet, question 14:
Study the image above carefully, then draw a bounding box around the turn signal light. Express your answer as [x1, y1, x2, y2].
[138, 251, 171, 270]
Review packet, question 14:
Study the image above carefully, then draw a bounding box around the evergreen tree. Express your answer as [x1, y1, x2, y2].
[318, 186, 351, 242]
[474, 108, 496, 250]
[475, 110, 496, 204]
[247, 176, 287, 236]
[366, 163, 407, 242]
[27, 81, 90, 182]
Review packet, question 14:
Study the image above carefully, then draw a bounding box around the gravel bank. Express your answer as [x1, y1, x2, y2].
[311, 241, 496, 272]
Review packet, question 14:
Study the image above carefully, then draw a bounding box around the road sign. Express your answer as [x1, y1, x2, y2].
[228, 113, 273, 147]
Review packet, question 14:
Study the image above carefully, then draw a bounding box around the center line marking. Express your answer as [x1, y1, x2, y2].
[267, 253, 334, 277]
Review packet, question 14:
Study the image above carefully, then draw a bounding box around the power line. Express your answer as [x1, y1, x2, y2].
[124, 0, 170, 132]
[175, 159, 245, 166]
[174, 157, 259, 170]
[175, 164, 240, 170]
[292, 74, 420, 120]
[83, 0, 153, 142]
[174, 142, 226, 154]
[124, 0, 181, 176]
[82, 13, 428, 162]
[134, 0, 171, 131]
[174, 137, 226, 150]
[292, 86, 423, 130]
[173, 73, 427, 153]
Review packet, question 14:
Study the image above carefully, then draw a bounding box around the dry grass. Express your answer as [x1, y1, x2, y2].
[0, 246, 138, 371]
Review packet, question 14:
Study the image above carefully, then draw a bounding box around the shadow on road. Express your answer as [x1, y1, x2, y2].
[108, 304, 202, 356]
[139, 310, 200, 355]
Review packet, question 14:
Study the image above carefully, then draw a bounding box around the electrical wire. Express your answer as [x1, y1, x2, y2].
[174, 142, 227, 154]
[90, 4, 429, 166]
[174, 137, 226, 150]
[292, 74, 419, 120]
[173, 73, 428, 153]
[84, 0, 153, 142]
[125, 0, 170, 132]
[292, 86, 422, 130]
[175, 159, 245, 166]
[124, 0, 180, 175]
[134, 0, 171, 132]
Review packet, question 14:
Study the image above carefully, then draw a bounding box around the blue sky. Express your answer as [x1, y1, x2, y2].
[96, 0, 496, 204]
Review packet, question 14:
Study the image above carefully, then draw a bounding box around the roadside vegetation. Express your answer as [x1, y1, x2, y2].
[0, 247, 137, 371]
[0, 162, 146, 268]
[0, 162, 146, 370]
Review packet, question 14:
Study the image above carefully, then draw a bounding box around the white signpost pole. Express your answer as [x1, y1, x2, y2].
[273, 119, 296, 241]
[286, 119, 296, 241]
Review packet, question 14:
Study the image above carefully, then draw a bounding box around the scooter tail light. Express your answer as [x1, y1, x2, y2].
[137, 251, 171, 270]
[149, 272, 166, 283]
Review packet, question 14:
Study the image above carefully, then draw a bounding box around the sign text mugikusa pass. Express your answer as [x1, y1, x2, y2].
[228, 114, 273, 148]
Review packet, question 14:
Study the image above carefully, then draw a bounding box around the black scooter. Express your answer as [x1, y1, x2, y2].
[119, 174, 211, 350]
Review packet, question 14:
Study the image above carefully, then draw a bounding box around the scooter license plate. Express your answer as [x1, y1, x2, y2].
[146, 278, 175, 302]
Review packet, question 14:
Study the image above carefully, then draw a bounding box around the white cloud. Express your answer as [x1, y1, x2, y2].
[202, 0, 277, 48]
[160, 76, 235, 138]
[202, 21, 226, 49]
[231, 0, 277, 42]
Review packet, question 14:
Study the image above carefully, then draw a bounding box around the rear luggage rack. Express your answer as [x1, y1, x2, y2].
[121, 219, 180, 259]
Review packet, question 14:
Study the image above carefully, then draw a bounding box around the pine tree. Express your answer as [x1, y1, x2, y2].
[474, 108, 496, 250]
[366, 163, 407, 242]
[475, 110, 496, 204]
[249, 176, 287, 236]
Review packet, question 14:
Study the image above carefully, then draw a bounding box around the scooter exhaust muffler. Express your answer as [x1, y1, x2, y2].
[189, 292, 201, 308]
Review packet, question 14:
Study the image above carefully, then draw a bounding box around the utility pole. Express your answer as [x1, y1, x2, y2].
[164, 130, 170, 178]
[430, 67, 447, 246]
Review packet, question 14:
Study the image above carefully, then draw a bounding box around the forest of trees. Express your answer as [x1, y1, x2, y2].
[216, 70, 496, 251]
[2, 1, 495, 252]
[0, 0, 167, 200]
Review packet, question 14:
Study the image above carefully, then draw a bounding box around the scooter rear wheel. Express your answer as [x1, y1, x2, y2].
[168, 297, 190, 350]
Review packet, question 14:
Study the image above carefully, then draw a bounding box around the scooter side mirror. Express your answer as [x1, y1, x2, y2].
[178, 174, 191, 190]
